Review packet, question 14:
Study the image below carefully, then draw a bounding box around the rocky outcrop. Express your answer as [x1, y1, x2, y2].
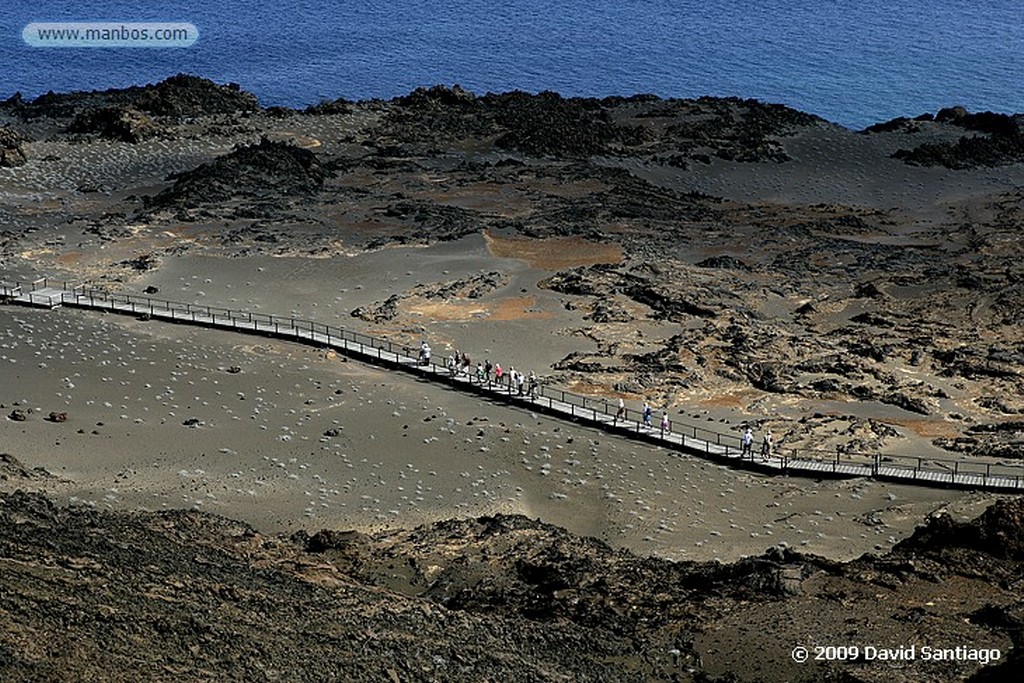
[132, 74, 259, 116]
[897, 497, 1024, 563]
[145, 138, 323, 214]
[10, 74, 259, 120]
[891, 108, 1024, 169]
[486, 90, 650, 157]
[377, 199, 480, 243]
[68, 106, 162, 142]
[0, 127, 28, 167]
[417, 271, 508, 300]
[303, 97, 353, 115]
[1, 490, 1021, 682]
[0, 453, 53, 481]
[351, 294, 403, 322]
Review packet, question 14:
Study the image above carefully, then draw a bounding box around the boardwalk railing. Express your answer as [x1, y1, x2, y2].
[4, 280, 1023, 492]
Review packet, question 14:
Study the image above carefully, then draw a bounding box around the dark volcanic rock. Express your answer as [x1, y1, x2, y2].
[624, 334, 689, 373]
[0, 453, 53, 481]
[303, 98, 353, 115]
[744, 361, 796, 393]
[696, 255, 751, 271]
[484, 90, 649, 157]
[378, 199, 479, 242]
[625, 283, 717, 320]
[0, 127, 28, 167]
[351, 294, 403, 322]
[396, 84, 479, 110]
[586, 298, 633, 323]
[660, 96, 821, 163]
[415, 272, 508, 300]
[0, 492, 672, 683]
[861, 116, 922, 134]
[68, 106, 162, 142]
[881, 391, 937, 416]
[117, 253, 160, 272]
[936, 421, 1024, 459]
[128, 73, 260, 117]
[541, 264, 718, 321]
[892, 108, 1024, 169]
[1, 491, 1019, 682]
[146, 138, 323, 212]
[13, 74, 259, 120]
[897, 497, 1024, 563]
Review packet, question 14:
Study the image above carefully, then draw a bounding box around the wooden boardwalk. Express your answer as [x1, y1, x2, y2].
[4, 279, 1023, 493]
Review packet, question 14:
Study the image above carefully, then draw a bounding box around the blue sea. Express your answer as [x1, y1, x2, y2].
[1, 1, 1021, 130]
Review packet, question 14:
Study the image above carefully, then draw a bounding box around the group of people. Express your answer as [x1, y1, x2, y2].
[741, 426, 774, 461]
[424, 341, 775, 460]
[444, 348, 538, 399]
[614, 399, 672, 435]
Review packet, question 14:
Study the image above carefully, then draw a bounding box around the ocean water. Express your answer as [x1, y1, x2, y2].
[1, 0, 1021, 129]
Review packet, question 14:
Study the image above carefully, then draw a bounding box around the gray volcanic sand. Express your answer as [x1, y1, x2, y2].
[624, 123, 1024, 210]
[1, 301, 995, 563]
[131, 234, 610, 379]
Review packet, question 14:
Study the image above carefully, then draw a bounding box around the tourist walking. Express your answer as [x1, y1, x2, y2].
[741, 427, 754, 458]
[515, 371, 525, 396]
[761, 430, 774, 462]
[615, 397, 625, 424]
[642, 402, 652, 428]
[528, 371, 538, 399]
[484, 359, 493, 386]
[660, 412, 670, 436]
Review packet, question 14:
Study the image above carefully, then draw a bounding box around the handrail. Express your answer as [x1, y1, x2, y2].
[3, 278, 1022, 491]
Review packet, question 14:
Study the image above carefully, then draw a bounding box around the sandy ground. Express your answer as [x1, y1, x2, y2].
[1, 248, 1000, 564]
[2, 88, 1020, 570]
